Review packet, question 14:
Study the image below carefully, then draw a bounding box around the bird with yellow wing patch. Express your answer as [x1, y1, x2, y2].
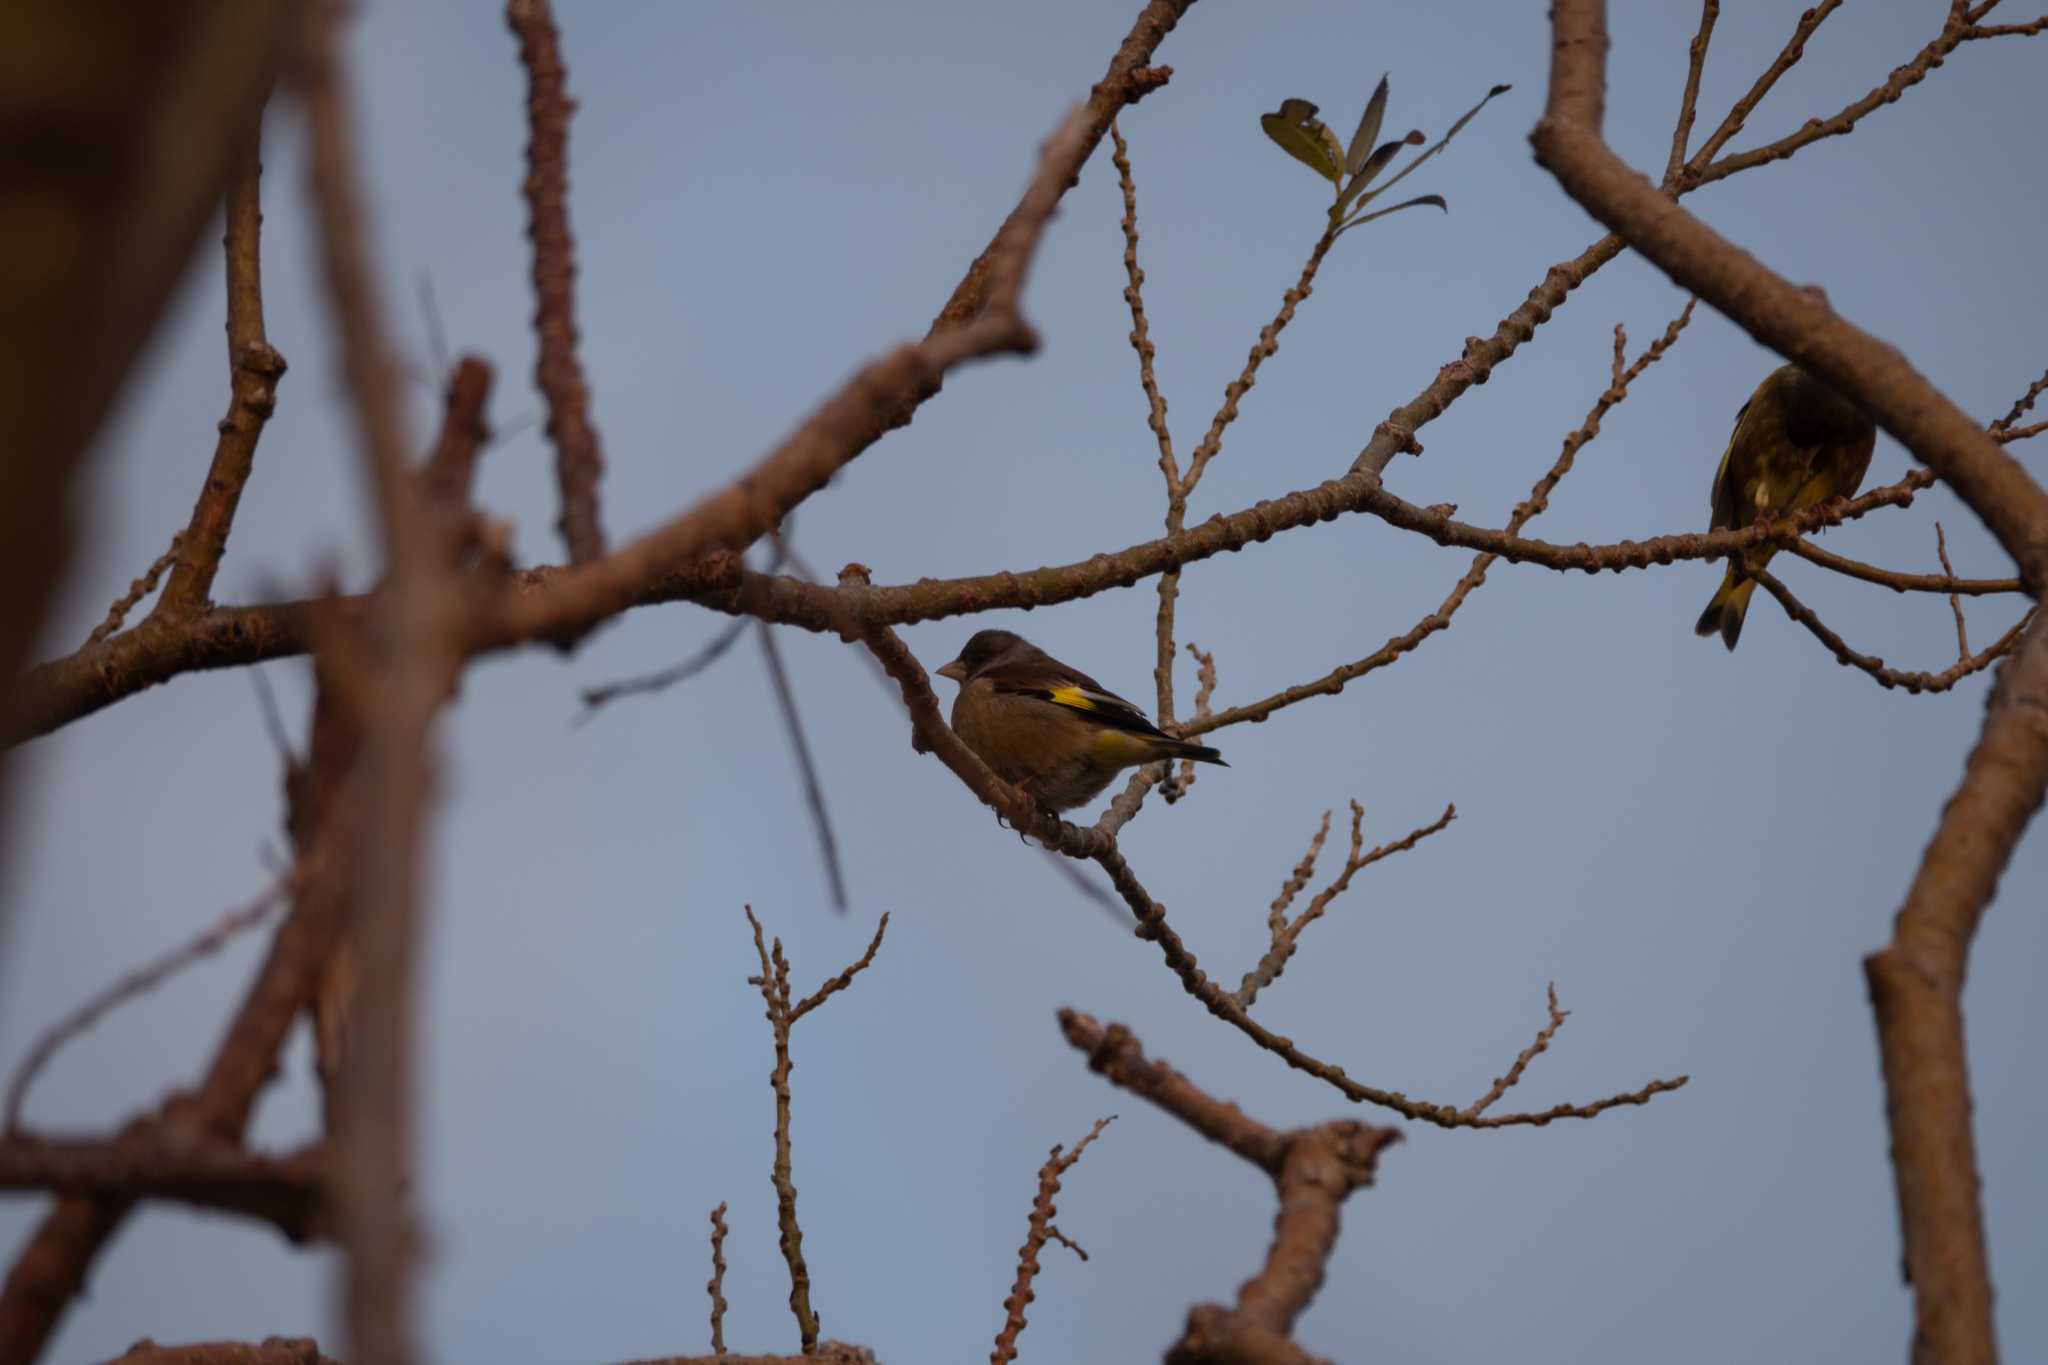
[936, 629, 1225, 815]
[1696, 363, 1876, 650]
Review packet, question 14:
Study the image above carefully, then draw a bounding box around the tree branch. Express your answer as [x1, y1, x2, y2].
[158, 122, 287, 618]
[507, 0, 608, 565]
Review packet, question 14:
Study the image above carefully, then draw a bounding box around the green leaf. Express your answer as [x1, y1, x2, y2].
[1333, 130, 1424, 217]
[1260, 98, 1343, 183]
[1336, 192, 1448, 236]
[1345, 75, 1390, 175]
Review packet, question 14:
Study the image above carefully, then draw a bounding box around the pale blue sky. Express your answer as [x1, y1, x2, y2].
[4, 3, 2044, 1363]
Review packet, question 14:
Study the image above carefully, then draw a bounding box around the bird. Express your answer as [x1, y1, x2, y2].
[934, 629, 1226, 814]
[1695, 363, 1876, 651]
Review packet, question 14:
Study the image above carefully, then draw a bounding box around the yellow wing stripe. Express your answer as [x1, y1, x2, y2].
[1047, 685, 1099, 711]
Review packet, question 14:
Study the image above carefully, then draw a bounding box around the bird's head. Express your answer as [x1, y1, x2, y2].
[936, 628, 1026, 684]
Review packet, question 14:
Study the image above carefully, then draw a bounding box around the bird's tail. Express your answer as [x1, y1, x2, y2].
[1694, 567, 1759, 652]
[1158, 736, 1226, 766]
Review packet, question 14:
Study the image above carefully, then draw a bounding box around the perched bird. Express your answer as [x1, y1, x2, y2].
[935, 629, 1226, 813]
[1695, 363, 1876, 650]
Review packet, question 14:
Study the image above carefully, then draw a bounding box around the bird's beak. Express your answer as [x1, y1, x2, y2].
[935, 660, 966, 683]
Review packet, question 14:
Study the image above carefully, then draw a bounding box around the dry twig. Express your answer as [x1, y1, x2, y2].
[745, 908, 890, 1351]
[1234, 802, 1456, 1008]
[507, 0, 608, 565]
[990, 1116, 1114, 1365]
[158, 125, 287, 618]
[1462, 984, 1568, 1120]
[708, 1202, 730, 1356]
[4, 880, 288, 1134]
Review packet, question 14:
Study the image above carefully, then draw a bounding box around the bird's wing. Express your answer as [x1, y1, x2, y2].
[988, 669, 1172, 740]
[1707, 395, 1755, 532]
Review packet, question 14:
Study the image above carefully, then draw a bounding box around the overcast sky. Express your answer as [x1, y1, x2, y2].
[4, 3, 2045, 1362]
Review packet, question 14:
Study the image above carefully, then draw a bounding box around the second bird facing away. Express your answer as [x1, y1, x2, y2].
[1696, 363, 1876, 650]
[936, 629, 1225, 814]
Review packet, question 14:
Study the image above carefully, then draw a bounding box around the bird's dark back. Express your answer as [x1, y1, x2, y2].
[1774, 365, 1874, 449]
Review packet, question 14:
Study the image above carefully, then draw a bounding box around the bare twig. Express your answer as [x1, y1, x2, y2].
[1664, 1, 1719, 183]
[507, 0, 608, 565]
[1784, 539, 2022, 596]
[1111, 121, 1177, 501]
[1750, 570, 2029, 694]
[708, 1202, 730, 1356]
[579, 620, 749, 718]
[1234, 802, 1456, 1008]
[1198, 299, 1696, 734]
[87, 538, 185, 646]
[1990, 364, 2048, 436]
[1161, 642, 1216, 803]
[4, 880, 288, 1134]
[159, 123, 287, 618]
[745, 908, 890, 1351]
[756, 621, 848, 912]
[1463, 984, 1568, 1119]
[1935, 524, 1970, 660]
[1154, 220, 1334, 720]
[990, 1116, 1114, 1365]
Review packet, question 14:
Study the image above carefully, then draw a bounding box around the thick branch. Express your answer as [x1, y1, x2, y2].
[1866, 609, 2048, 1365]
[0, 1137, 323, 1242]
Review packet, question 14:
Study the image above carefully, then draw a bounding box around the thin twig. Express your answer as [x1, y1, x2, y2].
[1935, 523, 1970, 659]
[1784, 539, 2022, 596]
[1664, 1, 1719, 184]
[745, 908, 890, 1351]
[990, 1116, 1114, 1365]
[507, 0, 608, 565]
[579, 620, 749, 718]
[4, 880, 289, 1134]
[1750, 569, 2029, 694]
[86, 537, 184, 645]
[1234, 803, 1456, 1009]
[1684, 1, 1844, 172]
[1161, 641, 1216, 803]
[1990, 364, 2048, 435]
[1462, 984, 1569, 1119]
[158, 119, 288, 618]
[757, 621, 849, 912]
[707, 1202, 729, 1356]
[1110, 121, 1178, 499]
[1200, 299, 1696, 735]
[1155, 220, 1336, 718]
